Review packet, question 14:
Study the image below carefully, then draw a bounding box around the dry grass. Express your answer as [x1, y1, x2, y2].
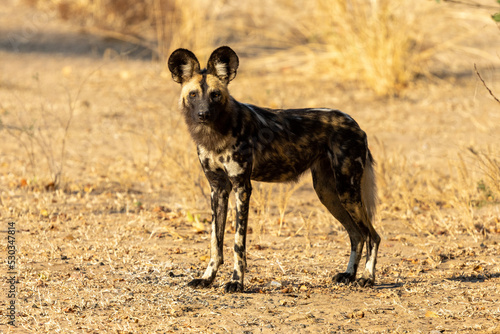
[24, 0, 460, 95]
[286, 0, 428, 95]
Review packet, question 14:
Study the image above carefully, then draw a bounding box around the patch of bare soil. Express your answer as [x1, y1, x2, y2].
[1, 1, 500, 333]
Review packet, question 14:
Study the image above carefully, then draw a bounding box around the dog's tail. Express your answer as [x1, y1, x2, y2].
[361, 150, 377, 224]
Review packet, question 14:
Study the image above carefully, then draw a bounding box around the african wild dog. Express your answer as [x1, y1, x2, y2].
[168, 46, 380, 293]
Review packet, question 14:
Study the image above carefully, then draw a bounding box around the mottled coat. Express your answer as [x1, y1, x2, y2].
[168, 46, 380, 292]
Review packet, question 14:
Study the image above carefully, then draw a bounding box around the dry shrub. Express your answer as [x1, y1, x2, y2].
[153, 0, 223, 61]
[27, 0, 495, 95]
[0, 73, 89, 190]
[467, 147, 500, 202]
[26, 0, 436, 95]
[228, 0, 433, 96]
[375, 143, 500, 237]
[299, 0, 427, 96]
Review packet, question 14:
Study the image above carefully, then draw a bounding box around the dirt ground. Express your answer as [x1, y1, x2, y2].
[1, 1, 500, 333]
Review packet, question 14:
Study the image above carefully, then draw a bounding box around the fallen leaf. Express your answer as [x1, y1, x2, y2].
[63, 307, 76, 313]
[36, 281, 47, 287]
[349, 310, 365, 319]
[158, 210, 179, 220]
[425, 310, 439, 318]
[153, 206, 165, 213]
[199, 255, 209, 262]
[473, 265, 484, 272]
[40, 209, 49, 217]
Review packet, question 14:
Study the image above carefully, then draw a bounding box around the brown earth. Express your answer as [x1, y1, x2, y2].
[1, 1, 500, 333]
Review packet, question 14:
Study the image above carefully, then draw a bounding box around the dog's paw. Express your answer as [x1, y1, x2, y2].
[224, 281, 244, 293]
[332, 272, 356, 285]
[356, 277, 375, 288]
[187, 278, 213, 289]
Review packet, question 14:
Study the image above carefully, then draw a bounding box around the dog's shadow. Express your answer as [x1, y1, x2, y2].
[446, 272, 500, 283]
[374, 282, 404, 290]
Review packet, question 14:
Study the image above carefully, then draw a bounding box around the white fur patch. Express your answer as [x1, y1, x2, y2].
[225, 159, 245, 177]
[346, 251, 358, 275]
[244, 103, 268, 127]
[364, 253, 376, 277]
[181, 63, 194, 78]
[215, 63, 227, 77]
[310, 108, 332, 112]
[199, 143, 246, 178]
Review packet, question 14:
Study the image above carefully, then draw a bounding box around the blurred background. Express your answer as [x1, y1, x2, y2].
[14, 0, 500, 95]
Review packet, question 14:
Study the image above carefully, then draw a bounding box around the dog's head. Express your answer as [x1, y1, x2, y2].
[168, 46, 239, 124]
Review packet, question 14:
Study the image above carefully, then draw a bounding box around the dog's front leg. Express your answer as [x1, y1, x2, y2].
[188, 171, 232, 289]
[225, 178, 252, 293]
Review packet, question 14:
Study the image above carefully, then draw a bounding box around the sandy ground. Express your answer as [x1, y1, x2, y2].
[1, 1, 500, 333]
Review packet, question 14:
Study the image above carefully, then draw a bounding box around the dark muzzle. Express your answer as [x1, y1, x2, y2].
[198, 111, 211, 121]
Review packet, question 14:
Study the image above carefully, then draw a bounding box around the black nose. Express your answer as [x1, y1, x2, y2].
[198, 111, 210, 121]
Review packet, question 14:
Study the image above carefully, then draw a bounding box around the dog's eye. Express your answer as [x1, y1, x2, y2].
[211, 91, 221, 100]
[189, 91, 197, 98]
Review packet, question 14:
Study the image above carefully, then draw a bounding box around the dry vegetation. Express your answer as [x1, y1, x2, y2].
[1, 0, 500, 333]
[25, 0, 445, 95]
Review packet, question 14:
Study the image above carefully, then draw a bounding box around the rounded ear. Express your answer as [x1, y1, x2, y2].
[206, 46, 239, 84]
[168, 48, 200, 84]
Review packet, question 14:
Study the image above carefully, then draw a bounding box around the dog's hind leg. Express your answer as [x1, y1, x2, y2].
[330, 141, 379, 287]
[358, 151, 380, 287]
[311, 157, 367, 284]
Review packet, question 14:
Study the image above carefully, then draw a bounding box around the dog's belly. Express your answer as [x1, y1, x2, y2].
[250, 147, 321, 183]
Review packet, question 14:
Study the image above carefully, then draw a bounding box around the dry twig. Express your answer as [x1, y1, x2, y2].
[474, 63, 500, 104]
